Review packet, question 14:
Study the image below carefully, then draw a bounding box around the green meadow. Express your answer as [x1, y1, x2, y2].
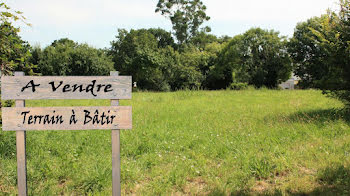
[1, 90, 350, 195]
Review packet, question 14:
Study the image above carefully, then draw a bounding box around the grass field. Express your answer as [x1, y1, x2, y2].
[1, 89, 350, 195]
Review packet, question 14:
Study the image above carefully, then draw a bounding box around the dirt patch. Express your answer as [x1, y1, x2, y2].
[250, 170, 291, 194]
[0, 184, 15, 195]
[298, 166, 316, 175]
[125, 180, 147, 196]
[251, 181, 270, 192]
[181, 177, 208, 195]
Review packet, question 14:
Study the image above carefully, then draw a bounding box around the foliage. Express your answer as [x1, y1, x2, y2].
[289, 0, 350, 105]
[0, 2, 33, 75]
[169, 45, 204, 90]
[38, 38, 114, 76]
[155, 0, 210, 44]
[333, 2, 349, 104]
[209, 28, 292, 89]
[110, 29, 173, 91]
[28, 45, 42, 68]
[190, 32, 231, 50]
[322, 0, 350, 106]
[147, 28, 176, 49]
[205, 35, 243, 89]
[0, 3, 35, 121]
[0, 2, 28, 24]
[190, 32, 218, 50]
[110, 29, 216, 91]
[229, 82, 248, 90]
[288, 15, 338, 89]
[0, 22, 37, 76]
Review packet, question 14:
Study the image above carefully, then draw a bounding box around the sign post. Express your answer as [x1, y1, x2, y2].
[1, 72, 132, 196]
[14, 72, 27, 196]
[110, 71, 121, 196]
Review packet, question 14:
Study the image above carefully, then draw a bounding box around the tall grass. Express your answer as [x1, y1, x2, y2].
[1, 89, 349, 195]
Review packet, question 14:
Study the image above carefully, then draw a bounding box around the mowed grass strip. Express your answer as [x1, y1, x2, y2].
[0, 90, 349, 195]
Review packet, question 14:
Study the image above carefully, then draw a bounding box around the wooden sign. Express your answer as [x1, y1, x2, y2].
[1, 72, 131, 196]
[1, 76, 132, 100]
[2, 106, 132, 131]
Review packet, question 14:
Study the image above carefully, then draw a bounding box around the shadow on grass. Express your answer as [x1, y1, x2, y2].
[207, 165, 350, 196]
[283, 108, 350, 126]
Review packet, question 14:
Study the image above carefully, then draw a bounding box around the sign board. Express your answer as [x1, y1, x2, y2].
[2, 106, 132, 131]
[1, 72, 131, 196]
[1, 76, 132, 100]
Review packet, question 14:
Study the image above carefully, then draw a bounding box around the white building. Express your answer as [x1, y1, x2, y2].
[279, 74, 300, 90]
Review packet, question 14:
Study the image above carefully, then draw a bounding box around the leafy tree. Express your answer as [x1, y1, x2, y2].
[190, 32, 219, 50]
[334, 0, 350, 105]
[317, 1, 350, 105]
[217, 35, 232, 44]
[0, 3, 34, 75]
[28, 45, 42, 68]
[0, 3, 34, 115]
[0, 22, 37, 75]
[190, 32, 231, 50]
[209, 28, 292, 89]
[170, 45, 204, 89]
[51, 38, 77, 47]
[109, 28, 211, 91]
[147, 28, 176, 48]
[110, 29, 173, 91]
[39, 38, 114, 76]
[155, 0, 210, 45]
[205, 35, 244, 89]
[288, 0, 350, 105]
[288, 15, 334, 88]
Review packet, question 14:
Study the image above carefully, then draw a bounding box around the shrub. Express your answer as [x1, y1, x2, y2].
[229, 82, 248, 90]
[39, 38, 114, 76]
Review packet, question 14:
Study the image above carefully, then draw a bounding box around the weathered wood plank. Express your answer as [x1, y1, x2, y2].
[1, 76, 132, 100]
[111, 130, 121, 196]
[14, 72, 27, 196]
[2, 106, 132, 131]
[16, 129, 27, 196]
[110, 71, 121, 196]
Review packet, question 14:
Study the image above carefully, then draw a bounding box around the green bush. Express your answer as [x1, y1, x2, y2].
[38, 38, 114, 76]
[229, 82, 248, 90]
[110, 29, 174, 91]
[211, 28, 292, 89]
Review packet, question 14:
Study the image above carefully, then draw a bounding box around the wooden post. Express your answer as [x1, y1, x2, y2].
[14, 71, 27, 196]
[110, 71, 121, 196]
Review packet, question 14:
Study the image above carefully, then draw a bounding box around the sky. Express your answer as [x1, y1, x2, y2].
[6, 0, 339, 49]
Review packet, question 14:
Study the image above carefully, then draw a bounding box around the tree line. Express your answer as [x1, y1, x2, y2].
[1, 0, 349, 106]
